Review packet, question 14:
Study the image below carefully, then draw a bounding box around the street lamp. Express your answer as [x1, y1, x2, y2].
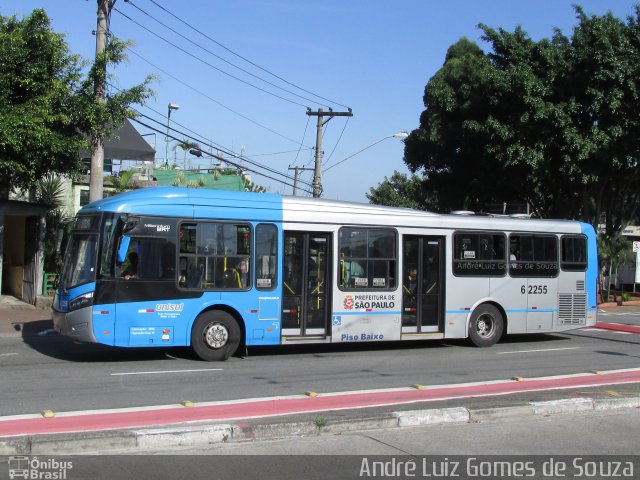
[323, 132, 409, 173]
[164, 103, 180, 168]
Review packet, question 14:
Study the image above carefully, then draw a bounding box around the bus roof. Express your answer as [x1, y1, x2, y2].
[80, 187, 588, 235]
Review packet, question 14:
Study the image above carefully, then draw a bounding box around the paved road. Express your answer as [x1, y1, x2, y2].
[0, 310, 639, 417]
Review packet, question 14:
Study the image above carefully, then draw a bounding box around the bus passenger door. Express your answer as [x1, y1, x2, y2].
[282, 232, 331, 337]
[402, 236, 444, 333]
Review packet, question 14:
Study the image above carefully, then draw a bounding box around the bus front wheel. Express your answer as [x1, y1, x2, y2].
[191, 310, 240, 361]
[468, 304, 503, 347]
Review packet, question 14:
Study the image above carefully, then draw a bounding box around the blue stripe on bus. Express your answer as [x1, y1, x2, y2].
[446, 309, 557, 314]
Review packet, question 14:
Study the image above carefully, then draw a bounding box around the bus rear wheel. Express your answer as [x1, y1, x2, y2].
[191, 310, 240, 361]
[468, 304, 503, 347]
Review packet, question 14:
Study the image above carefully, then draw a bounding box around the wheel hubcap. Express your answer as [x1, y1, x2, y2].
[476, 314, 494, 338]
[204, 322, 229, 349]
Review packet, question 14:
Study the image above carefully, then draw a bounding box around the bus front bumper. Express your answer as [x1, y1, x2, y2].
[52, 306, 97, 343]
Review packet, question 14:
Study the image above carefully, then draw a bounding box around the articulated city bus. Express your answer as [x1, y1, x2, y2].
[53, 187, 597, 361]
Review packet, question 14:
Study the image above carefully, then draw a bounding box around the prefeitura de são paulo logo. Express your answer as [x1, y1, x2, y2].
[343, 295, 354, 310]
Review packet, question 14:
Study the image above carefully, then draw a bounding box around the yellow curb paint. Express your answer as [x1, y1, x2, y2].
[411, 384, 426, 390]
[305, 391, 318, 398]
[511, 376, 525, 382]
[180, 401, 194, 407]
[41, 410, 55, 418]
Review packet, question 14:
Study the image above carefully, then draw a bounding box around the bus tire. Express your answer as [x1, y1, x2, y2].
[191, 310, 240, 361]
[468, 304, 503, 347]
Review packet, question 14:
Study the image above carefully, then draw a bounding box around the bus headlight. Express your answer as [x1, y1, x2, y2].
[68, 291, 94, 312]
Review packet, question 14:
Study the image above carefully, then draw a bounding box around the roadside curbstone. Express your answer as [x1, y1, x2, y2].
[2, 395, 640, 455]
[394, 407, 470, 427]
[530, 397, 594, 415]
[469, 405, 535, 423]
[134, 424, 233, 449]
[593, 396, 640, 411]
[31, 430, 137, 455]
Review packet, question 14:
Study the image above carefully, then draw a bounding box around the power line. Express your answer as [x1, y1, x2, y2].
[124, 0, 333, 110]
[130, 107, 315, 191]
[122, 45, 311, 147]
[144, 0, 351, 111]
[113, 7, 309, 108]
[131, 116, 313, 195]
[324, 116, 351, 166]
[107, 80, 315, 189]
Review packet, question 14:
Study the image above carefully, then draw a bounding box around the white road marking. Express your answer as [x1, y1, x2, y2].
[497, 347, 580, 355]
[110, 368, 223, 376]
[0, 353, 18, 357]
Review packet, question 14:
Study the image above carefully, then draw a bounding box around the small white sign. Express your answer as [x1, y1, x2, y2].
[633, 241, 640, 253]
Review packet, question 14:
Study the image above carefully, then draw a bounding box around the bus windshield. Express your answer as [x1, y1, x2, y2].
[60, 233, 98, 290]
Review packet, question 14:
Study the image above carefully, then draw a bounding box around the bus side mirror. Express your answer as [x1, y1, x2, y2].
[117, 236, 131, 263]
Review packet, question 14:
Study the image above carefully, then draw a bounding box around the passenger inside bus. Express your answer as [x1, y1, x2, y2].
[121, 251, 139, 280]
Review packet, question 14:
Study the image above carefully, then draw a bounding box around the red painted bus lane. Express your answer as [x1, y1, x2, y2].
[1, 368, 640, 438]
[595, 322, 640, 334]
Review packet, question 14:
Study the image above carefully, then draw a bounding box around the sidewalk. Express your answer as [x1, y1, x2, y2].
[0, 295, 52, 336]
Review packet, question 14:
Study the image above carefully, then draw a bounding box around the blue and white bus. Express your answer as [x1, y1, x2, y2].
[53, 187, 597, 361]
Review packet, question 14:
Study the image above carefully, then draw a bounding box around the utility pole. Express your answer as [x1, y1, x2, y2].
[288, 166, 313, 196]
[306, 108, 353, 198]
[89, 0, 113, 202]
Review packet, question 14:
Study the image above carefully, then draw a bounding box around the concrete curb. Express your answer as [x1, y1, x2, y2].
[1, 395, 638, 455]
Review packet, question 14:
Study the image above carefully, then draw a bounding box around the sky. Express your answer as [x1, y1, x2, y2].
[2, 1, 639, 202]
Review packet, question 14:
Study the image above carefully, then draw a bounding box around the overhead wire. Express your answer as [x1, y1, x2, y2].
[106, 79, 314, 190]
[127, 103, 315, 191]
[135, 107, 314, 189]
[124, 0, 333, 110]
[144, 0, 351, 111]
[131, 115, 313, 195]
[324, 117, 351, 166]
[122, 45, 311, 148]
[113, 7, 309, 108]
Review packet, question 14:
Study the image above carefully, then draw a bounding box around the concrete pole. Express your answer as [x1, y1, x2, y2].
[88, 0, 110, 202]
[312, 109, 324, 198]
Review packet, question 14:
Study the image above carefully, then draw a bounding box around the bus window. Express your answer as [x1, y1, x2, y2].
[509, 234, 558, 277]
[339, 228, 397, 290]
[179, 222, 251, 290]
[256, 224, 278, 290]
[561, 235, 587, 271]
[453, 232, 506, 276]
[118, 237, 175, 281]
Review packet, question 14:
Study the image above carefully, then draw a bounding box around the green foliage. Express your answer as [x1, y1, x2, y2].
[0, 8, 154, 197]
[35, 174, 68, 273]
[243, 177, 267, 193]
[367, 171, 430, 210]
[402, 6, 640, 240]
[108, 169, 137, 193]
[0, 9, 86, 196]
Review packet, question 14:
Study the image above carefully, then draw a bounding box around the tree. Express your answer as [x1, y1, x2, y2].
[0, 10, 86, 197]
[174, 139, 200, 170]
[109, 169, 137, 194]
[0, 9, 153, 198]
[401, 6, 640, 239]
[243, 177, 267, 193]
[35, 174, 68, 274]
[366, 171, 431, 210]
